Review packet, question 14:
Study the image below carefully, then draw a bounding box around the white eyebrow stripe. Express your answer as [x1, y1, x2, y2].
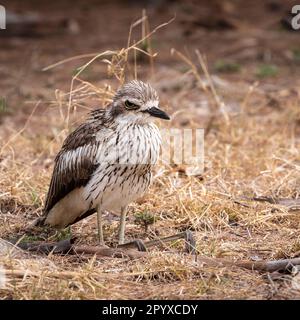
[144, 100, 159, 109]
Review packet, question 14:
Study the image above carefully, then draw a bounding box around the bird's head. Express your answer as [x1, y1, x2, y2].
[110, 80, 170, 124]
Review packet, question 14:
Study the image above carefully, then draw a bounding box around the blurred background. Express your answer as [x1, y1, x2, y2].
[0, 0, 300, 122]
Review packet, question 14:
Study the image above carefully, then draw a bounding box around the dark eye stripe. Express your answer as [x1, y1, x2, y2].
[125, 100, 139, 110]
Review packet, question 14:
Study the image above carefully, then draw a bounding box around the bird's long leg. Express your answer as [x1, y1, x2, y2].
[118, 206, 127, 245]
[96, 205, 105, 246]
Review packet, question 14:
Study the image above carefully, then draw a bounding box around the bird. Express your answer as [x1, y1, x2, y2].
[35, 80, 170, 247]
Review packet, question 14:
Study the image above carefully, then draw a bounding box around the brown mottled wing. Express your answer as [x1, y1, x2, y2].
[43, 110, 106, 215]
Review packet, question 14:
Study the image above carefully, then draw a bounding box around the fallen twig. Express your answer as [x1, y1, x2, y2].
[10, 236, 300, 273]
[193, 255, 300, 273]
[243, 196, 300, 211]
[118, 230, 196, 254]
[16, 238, 146, 260]
[74, 245, 146, 259]
[235, 257, 300, 272]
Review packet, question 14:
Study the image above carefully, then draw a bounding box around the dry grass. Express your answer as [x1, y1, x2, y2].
[1, 15, 300, 300]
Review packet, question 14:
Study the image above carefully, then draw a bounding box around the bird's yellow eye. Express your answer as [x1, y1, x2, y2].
[125, 100, 139, 110]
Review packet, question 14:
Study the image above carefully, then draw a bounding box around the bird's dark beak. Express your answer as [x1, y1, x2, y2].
[145, 107, 170, 120]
